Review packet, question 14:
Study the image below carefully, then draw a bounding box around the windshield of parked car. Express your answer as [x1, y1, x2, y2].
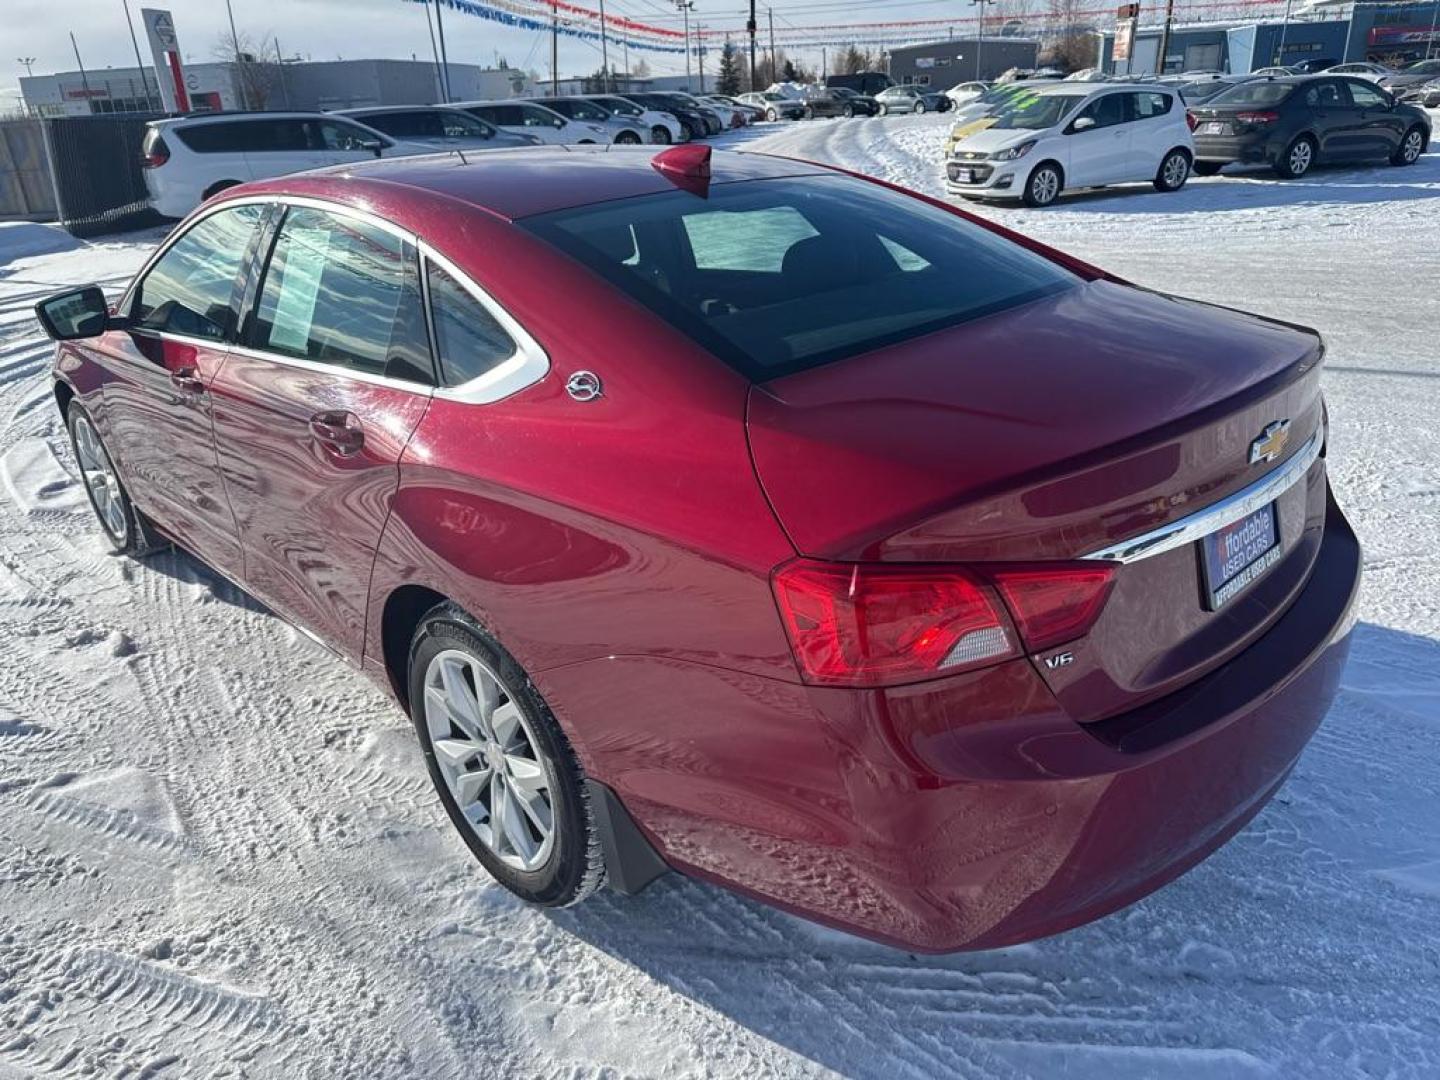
[557, 99, 611, 122]
[523, 175, 1077, 380]
[987, 91, 1087, 130]
[1405, 59, 1440, 74]
[1209, 81, 1296, 106]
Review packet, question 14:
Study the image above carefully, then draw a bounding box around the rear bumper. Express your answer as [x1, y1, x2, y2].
[1193, 132, 1281, 165]
[545, 488, 1360, 952]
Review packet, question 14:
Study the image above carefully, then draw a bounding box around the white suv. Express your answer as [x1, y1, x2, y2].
[943, 84, 1195, 207]
[141, 111, 433, 219]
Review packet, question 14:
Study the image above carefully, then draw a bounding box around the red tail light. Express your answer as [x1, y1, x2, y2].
[1185, 110, 1199, 132]
[772, 560, 1117, 687]
[989, 566, 1115, 654]
[1235, 110, 1279, 125]
[772, 561, 1017, 687]
[141, 133, 170, 169]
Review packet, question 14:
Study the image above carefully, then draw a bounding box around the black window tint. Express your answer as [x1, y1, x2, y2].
[1347, 81, 1387, 108]
[1211, 82, 1295, 106]
[312, 120, 383, 151]
[251, 207, 431, 383]
[359, 111, 441, 138]
[132, 203, 264, 339]
[174, 122, 248, 153]
[426, 262, 517, 385]
[1074, 93, 1127, 129]
[523, 176, 1077, 381]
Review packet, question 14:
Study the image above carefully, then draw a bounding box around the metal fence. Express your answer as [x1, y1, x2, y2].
[0, 119, 57, 221]
[40, 114, 166, 237]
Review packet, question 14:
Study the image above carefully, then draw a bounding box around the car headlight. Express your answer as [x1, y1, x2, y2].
[991, 139, 1037, 162]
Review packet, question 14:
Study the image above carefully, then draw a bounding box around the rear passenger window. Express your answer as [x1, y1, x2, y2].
[426, 262, 517, 385]
[131, 203, 264, 339]
[1129, 92, 1172, 119]
[250, 207, 431, 384]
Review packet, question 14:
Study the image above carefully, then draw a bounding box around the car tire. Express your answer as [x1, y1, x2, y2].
[66, 401, 163, 558]
[615, 130, 641, 145]
[1391, 125, 1425, 166]
[1154, 148, 1191, 192]
[651, 125, 671, 144]
[408, 603, 605, 908]
[1274, 134, 1316, 178]
[843, 104, 855, 118]
[1192, 161, 1224, 176]
[1022, 163, 1063, 207]
[914, 101, 926, 114]
[878, 105, 888, 116]
[765, 107, 778, 122]
[202, 179, 241, 202]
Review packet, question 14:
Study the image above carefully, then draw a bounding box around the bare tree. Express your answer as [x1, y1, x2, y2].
[212, 31, 281, 110]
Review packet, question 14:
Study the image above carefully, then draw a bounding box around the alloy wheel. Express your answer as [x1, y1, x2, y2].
[1163, 152, 1189, 189]
[1402, 129, 1423, 164]
[423, 649, 555, 871]
[1029, 167, 1060, 206]
[1289, 140, 1313, 176]
[72, 413, 128, 545]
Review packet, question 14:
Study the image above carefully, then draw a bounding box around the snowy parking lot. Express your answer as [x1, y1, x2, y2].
[1, 113, 1438, 1078]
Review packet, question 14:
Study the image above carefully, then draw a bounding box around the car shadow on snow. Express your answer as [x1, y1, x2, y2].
[1048, 153, 1440, 215]
[544, 621, 1440, 1077]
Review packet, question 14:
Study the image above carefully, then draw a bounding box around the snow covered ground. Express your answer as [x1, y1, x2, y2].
[1, 115, 1438, 1078]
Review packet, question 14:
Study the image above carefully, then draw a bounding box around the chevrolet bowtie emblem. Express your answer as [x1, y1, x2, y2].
[1249, 419, 1291, 465]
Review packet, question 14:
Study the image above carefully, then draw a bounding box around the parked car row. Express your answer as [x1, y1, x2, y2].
[139, 89, 762, 218]
[939, 72, 1431, 206]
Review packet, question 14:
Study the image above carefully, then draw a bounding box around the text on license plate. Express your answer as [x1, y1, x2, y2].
[1202, 122, 1227, 135]
[952, 167, 973, 182]
[1200, 503, 1280, 609]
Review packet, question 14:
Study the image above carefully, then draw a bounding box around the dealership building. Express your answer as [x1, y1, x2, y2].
[1098, 0, 1440, 74]
[887, 37, 1042, 85]
[18, 58, 530, 117]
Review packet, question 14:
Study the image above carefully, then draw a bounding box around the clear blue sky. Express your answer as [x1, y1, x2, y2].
[7, 0, 981, 92]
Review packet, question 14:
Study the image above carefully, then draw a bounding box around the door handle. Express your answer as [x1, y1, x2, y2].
[308, 410, 364, 457]
[170, 367, 205, 394]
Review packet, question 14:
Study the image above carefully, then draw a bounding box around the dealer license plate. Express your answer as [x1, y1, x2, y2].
[951, 166, 974, 183]
[1202, 121, 1227, 135]
[1200, 503, 1280, 610]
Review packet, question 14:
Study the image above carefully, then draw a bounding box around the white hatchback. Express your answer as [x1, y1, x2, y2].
[140, 112, 434, 219]
[943, 84, 1195, 207]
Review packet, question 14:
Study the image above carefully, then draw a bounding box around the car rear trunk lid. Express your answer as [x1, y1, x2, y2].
[747, 278, 1328, 720]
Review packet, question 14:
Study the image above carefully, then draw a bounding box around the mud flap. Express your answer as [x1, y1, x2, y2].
[585, 779, 670, 896]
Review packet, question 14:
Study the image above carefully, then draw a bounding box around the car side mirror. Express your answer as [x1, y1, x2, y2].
[34, 286, 115, 341]
[1070, 115, 1097, 133]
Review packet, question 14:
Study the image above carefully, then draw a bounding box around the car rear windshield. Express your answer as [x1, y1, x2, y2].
[1209, 82, 1295, 106]
[522, 175, 1078, 381]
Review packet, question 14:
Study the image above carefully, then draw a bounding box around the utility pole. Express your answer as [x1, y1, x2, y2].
[70, 32, 91, 95]
[433, 0, 452, 102]
[768, 7, 775, 84]
[696, 24, 705, 92]
[274, 35, 290, 108]
[676, 0, 695, 93]
[1426, 2, 1438, 60]
[969, 0, 994, 82]
[224, 0, 247, 109]
[747, 0, 757, 89]
[598, 0, 610, 92]
[17, 57, 35, 78]
[424, 1, 444, 102]
[1156, 0, 1176, 76]
[551, 0, 559, 96]
[1277, 0, 1293, 64]
[120, 0, 156, 108]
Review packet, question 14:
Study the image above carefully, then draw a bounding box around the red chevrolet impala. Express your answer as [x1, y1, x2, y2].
[35, 145, 1359, 951]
